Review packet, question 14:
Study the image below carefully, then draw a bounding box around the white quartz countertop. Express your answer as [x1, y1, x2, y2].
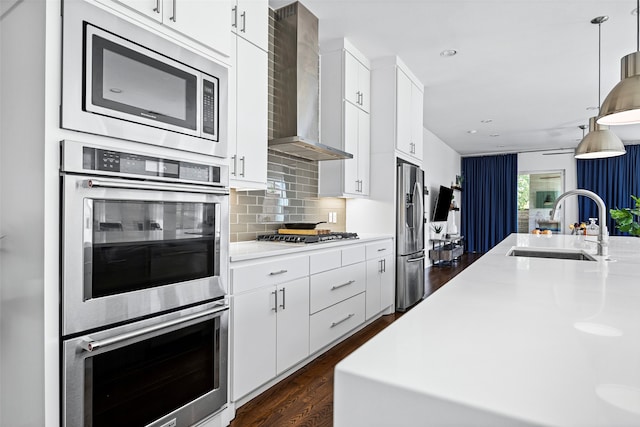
[229, 233, 394, 262]
[334, 233, 640, 427]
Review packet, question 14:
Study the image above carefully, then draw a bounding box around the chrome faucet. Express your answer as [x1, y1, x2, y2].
[550, 189, 609, 256]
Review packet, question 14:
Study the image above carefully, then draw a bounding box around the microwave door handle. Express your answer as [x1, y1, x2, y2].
[79, 302, 229, 352]
[85, 178, 229, 195]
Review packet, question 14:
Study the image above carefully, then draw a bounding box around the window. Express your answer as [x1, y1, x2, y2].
[517, 171, 564, 234]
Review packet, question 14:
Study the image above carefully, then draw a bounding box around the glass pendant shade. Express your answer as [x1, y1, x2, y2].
[597, 52, 640, 125]
[575, 117, 626, 159]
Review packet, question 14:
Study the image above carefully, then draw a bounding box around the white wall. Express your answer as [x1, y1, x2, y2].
[1, 1, 62, 425]
[518, 151, 578, 233]
[1, 1, 47, 425]
[423, 128, 461, 238]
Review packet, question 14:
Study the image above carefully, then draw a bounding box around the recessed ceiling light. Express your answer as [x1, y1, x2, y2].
[497, 144, 506, 148]
[440, 49, 457, 57]
[467, 129, 477, 134]
[490, 133, 500, 137]
[480, 119, 493, 123]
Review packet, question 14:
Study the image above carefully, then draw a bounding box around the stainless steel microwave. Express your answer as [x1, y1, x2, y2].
[61, 1, 228, 157]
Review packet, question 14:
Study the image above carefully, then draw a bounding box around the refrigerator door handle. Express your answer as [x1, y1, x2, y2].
[413, 178, 424, 248]
[407, 256, 425, 263]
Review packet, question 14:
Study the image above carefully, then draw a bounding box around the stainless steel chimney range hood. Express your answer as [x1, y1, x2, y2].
[269, 2, 353, 161]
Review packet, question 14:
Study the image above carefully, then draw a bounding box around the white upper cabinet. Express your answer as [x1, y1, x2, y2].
[113, 0, 161, 20]
[162, 0, 230, 53]
[102, 0, 232, 57]
[231, 0, 269, 51]
[319, 39, 371, 197]
[396, 68, 424, 161]
[229, 34, 268, 189]
[344, 51, 371, 113]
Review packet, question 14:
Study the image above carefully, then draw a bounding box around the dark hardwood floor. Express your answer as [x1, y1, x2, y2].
[425, 252, 483, 295]
[230, 253, 482, 427]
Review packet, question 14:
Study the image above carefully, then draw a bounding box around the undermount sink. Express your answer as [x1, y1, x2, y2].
[507, 247, 596, 261]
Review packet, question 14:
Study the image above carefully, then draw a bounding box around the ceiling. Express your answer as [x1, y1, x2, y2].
[269, 0, 640, 155]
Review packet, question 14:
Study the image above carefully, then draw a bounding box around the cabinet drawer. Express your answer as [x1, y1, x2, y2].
[232, 256, 309, 294]
[309, 250, 342, 275]
[366, 239, 394, 260]
[310, 293, 365, 354]
[342, 244, 366, 266]
[310, 262, 366, 314]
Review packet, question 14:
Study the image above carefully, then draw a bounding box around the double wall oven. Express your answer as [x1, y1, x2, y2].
[60, 140, 229, 427]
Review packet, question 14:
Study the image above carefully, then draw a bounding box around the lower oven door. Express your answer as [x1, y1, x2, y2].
[63, 301, 228, 427]
[62, 174, 229, 335]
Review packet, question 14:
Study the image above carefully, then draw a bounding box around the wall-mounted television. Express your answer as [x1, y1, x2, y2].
[432, 185, 453, 222]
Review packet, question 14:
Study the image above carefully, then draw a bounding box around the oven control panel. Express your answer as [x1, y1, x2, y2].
[82, 147, 220, 184]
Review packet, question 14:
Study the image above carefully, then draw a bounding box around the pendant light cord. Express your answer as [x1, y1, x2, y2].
[599, 21, 602, 113]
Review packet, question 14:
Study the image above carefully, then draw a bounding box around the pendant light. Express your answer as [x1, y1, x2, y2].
[597, 0, 640, 125]
[575, 16, 626, 159]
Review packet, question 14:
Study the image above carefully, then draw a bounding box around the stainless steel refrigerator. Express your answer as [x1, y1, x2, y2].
[396, 161, 425, 311]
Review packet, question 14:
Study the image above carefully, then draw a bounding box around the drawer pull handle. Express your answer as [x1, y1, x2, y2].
[269, 269, 288, 276]
[377, 248, 387, 252]
[331, 280, 355, 290]
[331, 313, 355, 328]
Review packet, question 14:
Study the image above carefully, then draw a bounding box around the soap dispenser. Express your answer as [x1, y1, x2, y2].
[586, 218, 600, 236]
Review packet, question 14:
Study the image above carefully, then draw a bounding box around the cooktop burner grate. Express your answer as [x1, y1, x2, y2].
[256, 232, 359, 244]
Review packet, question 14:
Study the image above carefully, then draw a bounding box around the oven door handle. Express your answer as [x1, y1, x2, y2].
[79, 302, 229, 352]
[85, 178, 229, 195]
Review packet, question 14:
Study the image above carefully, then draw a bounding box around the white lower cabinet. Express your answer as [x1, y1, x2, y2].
[232, 276, 309, 400]
[310, 262, 366, 314]
[275, 279, 310, 374]
[310, 293, 366, 354]
[365, 240, 395, 319]
[231, 238, 393, 402]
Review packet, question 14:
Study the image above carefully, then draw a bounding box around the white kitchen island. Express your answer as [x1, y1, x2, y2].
[334, 233, 640, 426]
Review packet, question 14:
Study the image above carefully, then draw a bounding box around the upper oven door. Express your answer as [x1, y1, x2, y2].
[61, 0, 228, 157]
[61, 174, 229, 336]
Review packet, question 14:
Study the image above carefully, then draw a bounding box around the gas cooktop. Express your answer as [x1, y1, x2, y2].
[256, 232, 359, 244]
